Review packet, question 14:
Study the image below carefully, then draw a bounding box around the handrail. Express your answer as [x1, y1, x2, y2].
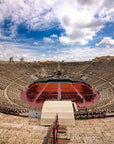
[43, 125, 53, 144]
[43, 114, 59, 144]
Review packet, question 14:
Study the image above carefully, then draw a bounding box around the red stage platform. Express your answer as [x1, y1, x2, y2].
[21, 79, 100, 109]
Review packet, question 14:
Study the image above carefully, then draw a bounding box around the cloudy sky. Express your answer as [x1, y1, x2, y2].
[0, 0, 114, 61]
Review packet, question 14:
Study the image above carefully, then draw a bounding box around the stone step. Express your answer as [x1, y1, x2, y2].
[48, 138, 68, 144]
[57, 139, 68, 144]
[58, 125, 67, 129]
[58, 128, 67, 133]
[57, 133, 67, 139]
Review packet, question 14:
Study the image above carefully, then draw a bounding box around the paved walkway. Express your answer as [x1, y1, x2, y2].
[0, 113, 114, 144]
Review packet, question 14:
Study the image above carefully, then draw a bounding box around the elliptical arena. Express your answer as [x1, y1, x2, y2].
[0, 57, 114, 144]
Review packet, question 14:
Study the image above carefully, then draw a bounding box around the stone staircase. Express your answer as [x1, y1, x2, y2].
[49, 125, 69, 144]
[43, 115, 70, 144]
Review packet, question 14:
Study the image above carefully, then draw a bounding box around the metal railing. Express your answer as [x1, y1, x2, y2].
[43, 114, 59, 144]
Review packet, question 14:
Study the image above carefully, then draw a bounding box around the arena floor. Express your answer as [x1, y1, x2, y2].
[21, 80, 100, 109]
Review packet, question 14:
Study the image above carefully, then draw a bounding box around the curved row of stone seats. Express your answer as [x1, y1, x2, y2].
[87, 71, 113, 90]
[0, 96, 21, 114]
[19, 76, 33, 84]
[0, 89, 6, 103]
[0, 77, 11, 90]
[0, 89, 4, 96]
[7, 89, 21, 103]
[6, 79, 38, 111]
[88, 88, 114, 112]
[99, 72, 113, 80]
[111, 80, 114, 84]
[91, 79, 106, 86]
[0, 63, 38, 81]
[0, 63, 39, 114]
[0, 83, 8, 90]
[93, 82, 111, 90]
[87, 75, 104, 85]
[102, 103, 114, 113]
[84, 60, 114, 74]
[61, 62, 90, 73]
[15, 79, 29, 87]
[0, 67, 22, 80]
[86, 70, 114, 113]
[86, 75, 100, 84]
[74, 110, 106, 119]
[0, 103, 28, 115]
[42, 62, 87, 77]
[0, 88, 29, 114]
[97, 72, 113, 82]
[1, 91, 37, 114]
[39, 62, 58, 74]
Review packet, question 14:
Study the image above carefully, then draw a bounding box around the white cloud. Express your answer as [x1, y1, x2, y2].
[0, 41, 40, 61]
[59, 36, 88, 45]
[50, 34, 58, 38]
[0, 33, 9, 40]
[96, 37, 114, 46]
[55, 1, 107, 45]
[41, 54, 45, 57]
[43, 37, 54, 43]
[43, 34, 58, 43]
[0, 0, 114, 44]
[0, 0, 114, 62]
[0, 41, 114, 62]
[59, 36, 70, 45]
[33, 42, 38, 45]
[49, 47, 114, 61]
[106, 8, 114, 21]
[0, 0, 56, 31]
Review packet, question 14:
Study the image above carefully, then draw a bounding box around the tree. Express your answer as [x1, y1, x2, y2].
[20, 57, 24, 62]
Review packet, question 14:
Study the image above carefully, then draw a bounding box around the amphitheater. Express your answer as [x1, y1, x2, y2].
[0, 56, 114, 144]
